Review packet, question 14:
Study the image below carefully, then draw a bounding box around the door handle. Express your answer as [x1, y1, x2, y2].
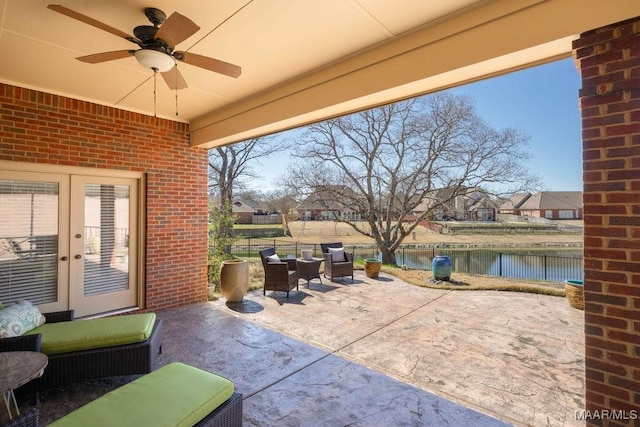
[61, 256, 69, 261]
[75, 254, 82, 259]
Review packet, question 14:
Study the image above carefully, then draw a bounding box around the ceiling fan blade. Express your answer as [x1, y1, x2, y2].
[48, 5, 135, 42]
[154, 12, 200, 48]
[175, 52, 241, 78]
[161, 67, 188, 90]
[77, 50, 134, 64]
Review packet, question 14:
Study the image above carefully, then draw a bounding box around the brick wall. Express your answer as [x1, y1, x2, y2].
[0, 83, 209, 310]
[574, 16, 640, 424]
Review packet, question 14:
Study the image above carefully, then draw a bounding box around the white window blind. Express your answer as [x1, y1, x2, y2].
[0, 180, 59, 304]
[83, 184, 130, 296]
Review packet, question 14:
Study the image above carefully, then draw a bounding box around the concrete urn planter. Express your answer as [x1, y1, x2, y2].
[220, 259, 249, 302]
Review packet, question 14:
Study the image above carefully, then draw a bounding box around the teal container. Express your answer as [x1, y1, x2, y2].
[432, 255, 452, 281]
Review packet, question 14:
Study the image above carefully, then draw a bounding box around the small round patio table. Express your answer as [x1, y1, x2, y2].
[0, 351, 48, 419]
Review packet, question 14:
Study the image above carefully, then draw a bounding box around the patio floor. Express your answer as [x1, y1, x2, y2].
[20, 271, 584, 426]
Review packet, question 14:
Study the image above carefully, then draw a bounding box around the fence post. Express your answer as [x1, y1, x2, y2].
[544, 255, 547, 281]
[499, 253, 503, 277]
[247, 237, 251, 258]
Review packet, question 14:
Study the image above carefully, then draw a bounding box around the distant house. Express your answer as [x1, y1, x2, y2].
[498, 192, 531, 215]
[468, 196, 498, 221]
[413, 187, 496, 221]
[499, 191, 583, 220]
[296, 187, 362, 221]
[231, 200, 255, 224]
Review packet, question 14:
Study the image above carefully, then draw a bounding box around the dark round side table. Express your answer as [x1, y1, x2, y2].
[0, 351, 48, 420]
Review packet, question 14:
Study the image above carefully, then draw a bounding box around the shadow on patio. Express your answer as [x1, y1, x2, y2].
[25, 271, 584, 426]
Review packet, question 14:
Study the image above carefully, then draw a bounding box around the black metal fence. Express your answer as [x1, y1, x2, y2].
[226, 238, 584, 283]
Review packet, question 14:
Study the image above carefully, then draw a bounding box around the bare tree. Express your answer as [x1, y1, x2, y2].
[287, 92, 540, 264]
[208, 136, 290, 245]
[263, 188, 298, 217]
[208, 136, 289, 204]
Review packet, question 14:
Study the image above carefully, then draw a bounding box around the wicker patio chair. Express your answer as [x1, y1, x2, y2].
[320, 242, 354, 281]
[259, 247, 299, 298]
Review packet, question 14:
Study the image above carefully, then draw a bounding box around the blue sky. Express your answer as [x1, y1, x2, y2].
[250, 57, 583, 193]
[447, 58, 583, 191]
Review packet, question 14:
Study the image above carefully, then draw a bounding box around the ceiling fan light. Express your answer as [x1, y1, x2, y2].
[134, 49, 175, 72]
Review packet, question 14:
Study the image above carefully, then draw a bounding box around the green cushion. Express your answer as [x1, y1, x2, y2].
[25, 313, 156, 355]
[49, 362, 235, 427]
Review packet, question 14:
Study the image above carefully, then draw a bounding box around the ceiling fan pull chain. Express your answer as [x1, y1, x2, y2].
[153, 68, 158, 118]
[175, 65, 179, 116]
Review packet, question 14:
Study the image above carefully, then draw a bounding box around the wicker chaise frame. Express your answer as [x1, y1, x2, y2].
[0, 310, 163, 394]
[194, 392, 243, 427]
[320, 242, 354, 281]
[0, 408, 39, 427]
[259, 247, 299, 298]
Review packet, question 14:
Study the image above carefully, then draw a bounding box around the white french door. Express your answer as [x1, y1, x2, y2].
[0, 167, 141, 317]
[70, 176, 139, 317]
[0, 171, 70, 313]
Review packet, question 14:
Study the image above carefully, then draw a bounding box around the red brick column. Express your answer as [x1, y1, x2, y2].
[574, 16, 640, 424]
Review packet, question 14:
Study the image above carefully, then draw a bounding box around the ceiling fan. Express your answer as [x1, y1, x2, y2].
[48, 4, 241, 90]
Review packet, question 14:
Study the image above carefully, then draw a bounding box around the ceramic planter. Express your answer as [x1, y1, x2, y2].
[364, 258, 381, 279]
[564, 280, 584, 310]
[432, 255, 452, 281]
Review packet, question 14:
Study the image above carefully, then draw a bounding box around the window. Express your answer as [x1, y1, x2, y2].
[559, 210, 574, 219]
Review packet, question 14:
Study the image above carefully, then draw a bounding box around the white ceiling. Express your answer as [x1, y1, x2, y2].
[1, 1, 640, 147]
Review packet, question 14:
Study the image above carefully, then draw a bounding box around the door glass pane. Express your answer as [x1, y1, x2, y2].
[0, 180, 58, 304]
[83, 184, 130, 296]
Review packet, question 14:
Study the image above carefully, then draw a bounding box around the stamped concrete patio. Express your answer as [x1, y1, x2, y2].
[29, 270, 584, 426]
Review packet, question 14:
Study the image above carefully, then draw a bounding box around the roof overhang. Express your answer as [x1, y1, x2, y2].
[191, 0, 640, 148]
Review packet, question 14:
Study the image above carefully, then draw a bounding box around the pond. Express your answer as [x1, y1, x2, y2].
[393, 248, 583, 282]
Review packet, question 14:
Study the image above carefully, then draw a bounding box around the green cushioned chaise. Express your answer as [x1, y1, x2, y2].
[50, 363, 242, 427]
[0, 310, 163, 396]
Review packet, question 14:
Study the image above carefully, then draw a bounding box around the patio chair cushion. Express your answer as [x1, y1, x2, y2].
[49, 362, 235, 427]
[328, 246, 347, 262]
[266, 253, 281, 263]
[0, 300, 46, 338]
[24, 313, 156, 355]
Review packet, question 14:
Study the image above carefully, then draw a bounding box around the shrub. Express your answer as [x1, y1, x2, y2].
[208, 200, 237, 293]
